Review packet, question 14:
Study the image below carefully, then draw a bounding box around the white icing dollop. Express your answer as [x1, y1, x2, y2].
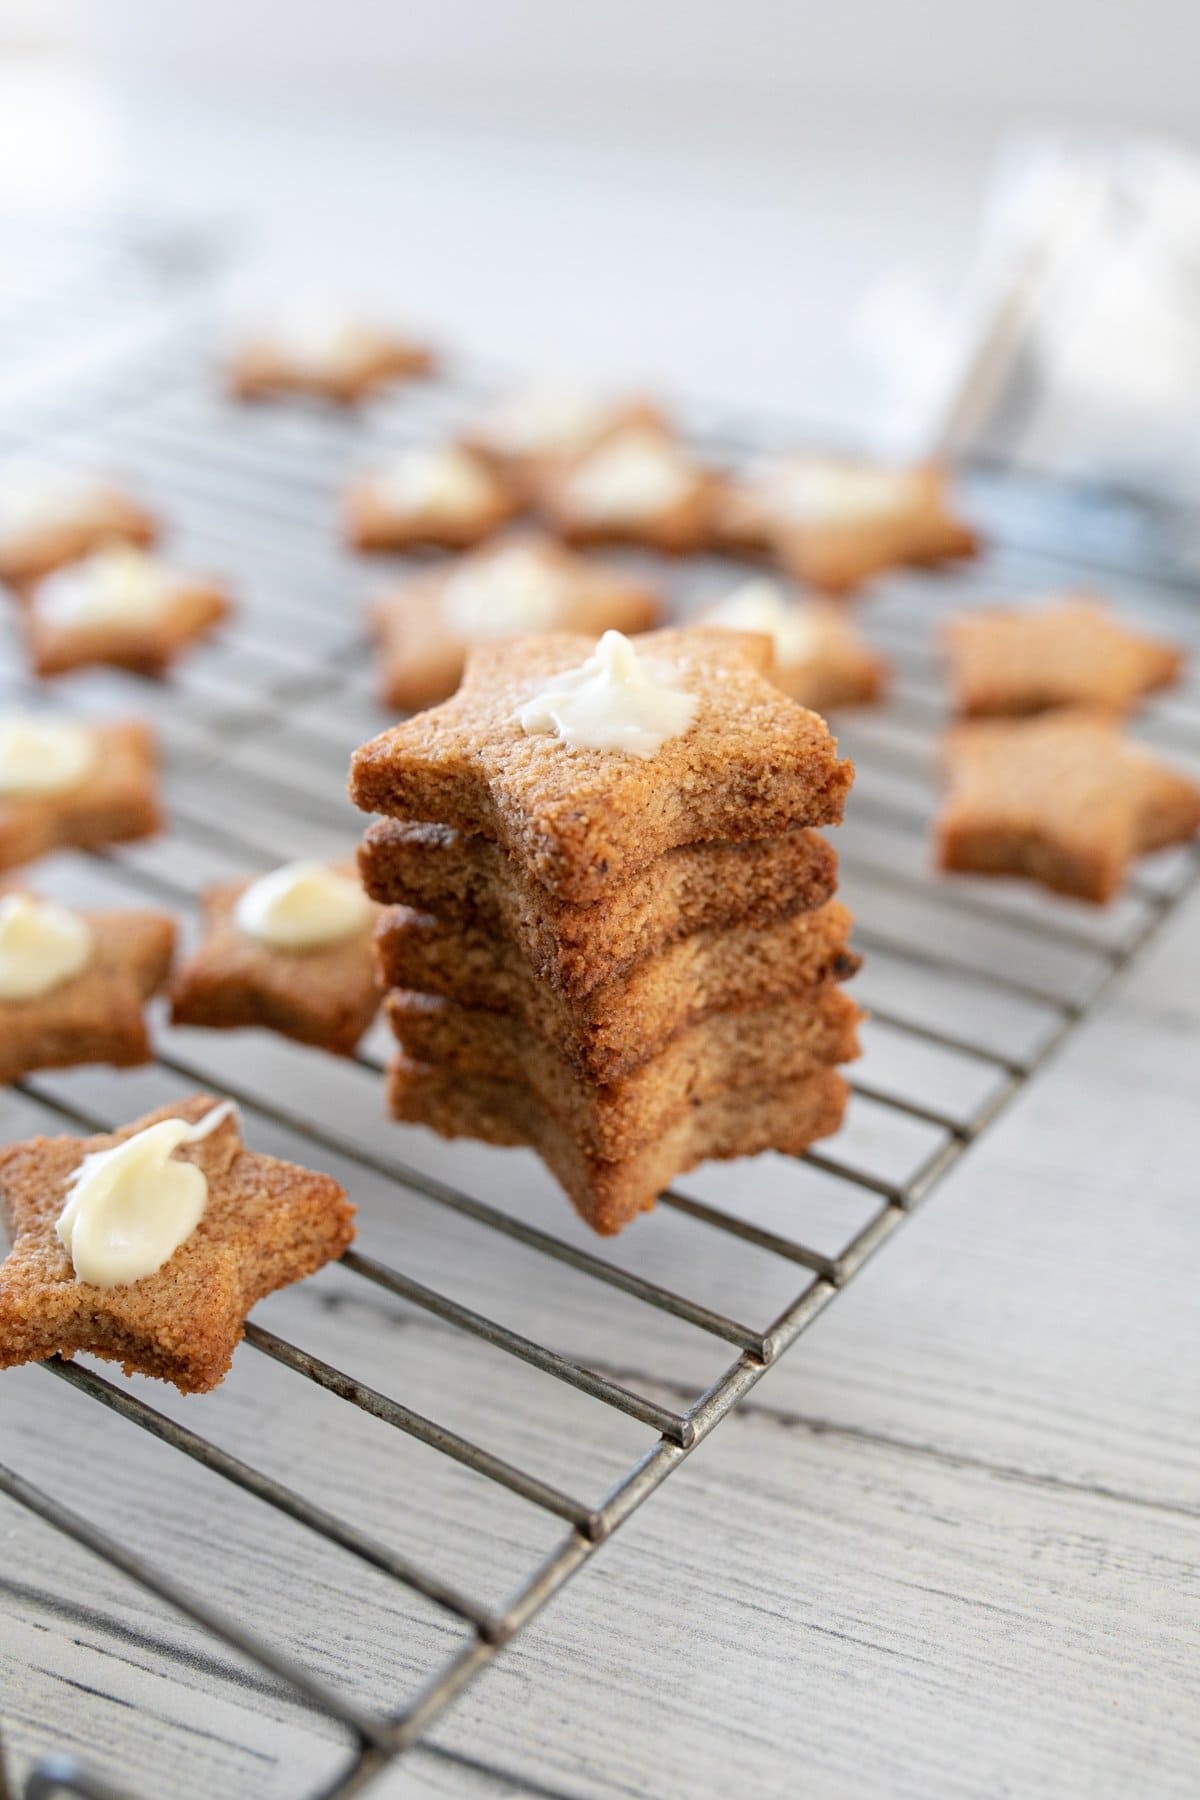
[0, 894, 93, 1000]
[371, 448, 494, 519]
[234, 861, 370, 950]
[55, 1100, 237, 1289]
[0, 465, 105, 543]
[481, 384, 608, 456]
[441, 545, 566, 640]
[566, 431, 691, 520]
[271, 309, 371, 374]
[518, 629, 697, 758]
[704, 579, 823, 668]
[34, 546, 174, 628]
[758, 458, 913, 523]
[0, 715, 97, 795]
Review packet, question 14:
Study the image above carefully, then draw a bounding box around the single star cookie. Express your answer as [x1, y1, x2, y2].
[350, 627, 854, 904]
[0, 716, 162, 873]
[388, 1058, 849, 1236]
[701, 578, 888, 711]
[369, 534, 662, 711]
[943, 597, 1184, 718]
[359, 819, 838, 998]
[344, 445, 522, 552]
[714, 454, 977, 592]
[538, 425, 719, 554]
[170, 861, 381, 1054]
[0, 1094, 354, 1391]
[460, 383, 666, 498]
[228, 312, 434, 404]
[936, 709, 1200, 902]
[0, 895, 175, 1083]
[0, 464, 157, 587]
[18, 545, 232, 679]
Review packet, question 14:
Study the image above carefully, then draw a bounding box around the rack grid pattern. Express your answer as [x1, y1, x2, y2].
[1, 331, 1198, 1800]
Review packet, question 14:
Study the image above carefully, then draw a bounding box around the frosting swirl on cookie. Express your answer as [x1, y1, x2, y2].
[441, 544, 565, 639]
[704, 579, 823, 667]
[0, 715, 96, 794]
[35, 546, 172, 628]
[0, 894, 93, 1000]
[234, 861, 369, 950]
[372, 448, 494, 519]
[56, 1100, 237, 1288]
[566, 431, 691, 520]
[518, 630, 697, 757]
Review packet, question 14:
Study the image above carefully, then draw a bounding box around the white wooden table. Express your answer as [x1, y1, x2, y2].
[0, 87, 1197, 1799]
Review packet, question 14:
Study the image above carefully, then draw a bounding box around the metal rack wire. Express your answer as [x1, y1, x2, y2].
[0, 322, 1198, 1800]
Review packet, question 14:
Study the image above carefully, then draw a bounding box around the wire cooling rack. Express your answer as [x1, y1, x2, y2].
[0, 325, 1198, 1800]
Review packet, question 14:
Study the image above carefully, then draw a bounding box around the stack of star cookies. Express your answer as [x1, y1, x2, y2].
[350, 625, 861, 1235]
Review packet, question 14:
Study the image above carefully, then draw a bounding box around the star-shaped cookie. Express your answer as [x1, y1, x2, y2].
[0, 1094, 354, 1391]
[344, 445, 522, 552]
[228, 314, 435, 404]
[18, 546, 232, 679]
[538, 425, 719, 555]
[349, 627, 855, 904]
[0, 900, 175, 1083]
[943, 597, 1184, 718]
[0, 466, 157, 588]
[460, 383, 666, 498]
[713, 454, 977, 592]
[0, 718, 163, 873]
[936, 709, 1200, 902]
[169, 864, 381, 1054]
[370, 534, 662, 711]
[701, 578, 888, 711]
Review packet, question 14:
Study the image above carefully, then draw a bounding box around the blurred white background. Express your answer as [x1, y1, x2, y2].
[1, 1, 1197, 444]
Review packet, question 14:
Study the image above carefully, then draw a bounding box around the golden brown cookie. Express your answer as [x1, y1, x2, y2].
[344, 446, 521, 553]
[714, 454, 977, 592]
[19, 547, 231, 679]
[228, 317, 434, 404]
[0, 1094, 354, 1391]
[350, 628, 854, 904]
[538, 425, 719, 555]
[369, 535, 662, 712]
[702, 579, 888, 711]
[943, 597, 1184, 719]
[376, 898, 858, 1082]
[387, 1057, 849, 1235]
[936, 709, 1200, 902]
[461, 385, 666, 498]
[0, 902, 175, 1083]
[170, 864, 381, 1056]
[0, 468, 157, 588]
[0, 719, 162, 873]
[359, 819, 838, 998]
[387, 980, 861, 1160]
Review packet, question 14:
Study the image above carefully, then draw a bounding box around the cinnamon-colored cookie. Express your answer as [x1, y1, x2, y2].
[702, 579, 888, 711]
[349, 629, 853, 905]
[714, 454, 977, 592]
[387, 1057, 849, 1235]
[344, 446, 521, 553]
[228, 316, 434, 404]
[461, 385, 665, 498]
[370, 535, 661, 712]
[0, 903, 175, 1083]
[359, 819, 838, 998]
[0, 719, 162, 873]
[387, 980, 861, 1160]
[0, 467, 157, 588]
[943, 598, 1184, 718]
[376, 898, 858, 1082]
[0, 1095, 354, 1391]
[170, 865, 381, 1056]
[936, 709, 1200, 902]
[538, 425, 719, 555]
[19, 546, 231, 679]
